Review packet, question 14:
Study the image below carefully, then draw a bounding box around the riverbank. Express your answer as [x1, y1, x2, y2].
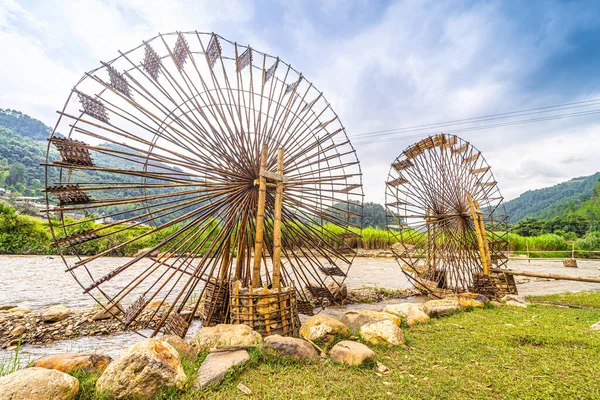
[2, 291, 599, 399]
[1, 255, 599, 365]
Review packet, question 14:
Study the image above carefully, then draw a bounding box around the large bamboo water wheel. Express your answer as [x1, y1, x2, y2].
[385, 134, 512, 298]
[43, 31, 363, 337]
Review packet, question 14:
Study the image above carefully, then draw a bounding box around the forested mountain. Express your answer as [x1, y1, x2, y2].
[0, 126, 48, 196]
[0, 109, 52, 141]
[504, 172, 600, 223]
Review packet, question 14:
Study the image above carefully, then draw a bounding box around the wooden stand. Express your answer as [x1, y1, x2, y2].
[467, 193, 518, 299]
[563, 258, 578, 268]
[233, 144, 299, 337]
[230, 281, 300, 337]
[471, 272, 518, 300]
[200, 278, 230, 326]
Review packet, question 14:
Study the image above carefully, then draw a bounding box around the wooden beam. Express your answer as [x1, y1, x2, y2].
[272, 148, 284, 289]
[467, 193, 491, 275]
[491, 268, 600, 284]
[252, 143, 268, 288]
[260, 170, 288, 183]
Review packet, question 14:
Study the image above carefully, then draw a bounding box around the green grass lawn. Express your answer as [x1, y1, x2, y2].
[71, 291, 600, 400]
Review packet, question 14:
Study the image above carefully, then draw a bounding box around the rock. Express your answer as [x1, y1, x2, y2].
[446, 293, 489, 309]
[145, 299, 168, 310]
[299, 315, 350, 344]
[329, 340, 376, 366]
[384, 303, 430, 327]
[326, 281, 348, 302]
[41, 305, 71, 322]
[194, 350, 250, 389]
[91, 302, 124, 321]
[0, 367, 79, 400]
[264, 334, 319, 361]
[96, 338, 186, 399]
[237, 383, 252, 395]
[340, 311, 375, 334]
[377, 362, 389, 374]
[9, 325, 27, 337]
[423, 299, 461, 317]
[9, 307, 31, 314]
[490, 301, 502, 307]
[192, 324, 262, 351]
[161, 334, 197, 359]
[28, 353, 112, 375]
[0, 305, 16, 311]
[360, 319, 405, 346]
[500, 295, 530, 308]
[357, 310, 401, 327]
[591, 321, 600, 330]
[348, 287, 381, 303]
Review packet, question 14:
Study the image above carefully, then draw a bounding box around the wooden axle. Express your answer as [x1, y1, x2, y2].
[490, 268, 600, 284]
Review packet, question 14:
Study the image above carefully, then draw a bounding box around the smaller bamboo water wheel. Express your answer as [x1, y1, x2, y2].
[385, 134, 516, 299]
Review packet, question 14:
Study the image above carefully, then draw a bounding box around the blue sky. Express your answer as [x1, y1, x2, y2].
[1, 0, 599, 203]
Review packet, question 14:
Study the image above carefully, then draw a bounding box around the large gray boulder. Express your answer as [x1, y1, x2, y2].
[299, 315, 350, 344]
[264, 334, 319, 361]
[0, 367, 79, 400]
[423, 299, 461, 317]
[96, 338, 186, 399]
[161, 334, 197, 360]
[384, 303, 430, 327]
[340, 311, 375, 334]
[194, 350, 250, 389]
[41, 305, 71, 322]
[329, 341, 376, 366]
[360, 319, 405, 346]
[327, 281, 348, 302]
[191, 324, 262, 351]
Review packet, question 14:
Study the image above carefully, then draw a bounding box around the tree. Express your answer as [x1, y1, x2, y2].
[513, 217, 544, 237]
[6, 162, 26, 186]
[362, 202, 386, 228]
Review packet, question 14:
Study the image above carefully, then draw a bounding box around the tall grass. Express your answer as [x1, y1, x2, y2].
[0, 341, 27, 377]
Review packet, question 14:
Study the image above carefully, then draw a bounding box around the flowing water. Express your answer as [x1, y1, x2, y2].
[1, 255, 599, 366]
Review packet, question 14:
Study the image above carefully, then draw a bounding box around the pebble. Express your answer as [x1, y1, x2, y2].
[0, 305, 200, 349]
[237, 383, 252, 395]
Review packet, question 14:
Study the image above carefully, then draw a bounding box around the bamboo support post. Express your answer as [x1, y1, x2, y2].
[218, 236, 231, 281]
[490, 268, 600, 284]
[475, 198, 492, 273]
[252, 143, 268, 288]
[272, 148, 284, 290]
[526, 241, 530, 264]
[467, 193, 491, 275]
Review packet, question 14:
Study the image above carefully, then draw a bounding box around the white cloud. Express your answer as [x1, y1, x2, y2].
[0, 0, 598, 207]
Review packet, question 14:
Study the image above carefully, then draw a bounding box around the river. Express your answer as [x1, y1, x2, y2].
[1, 255, 599, 366]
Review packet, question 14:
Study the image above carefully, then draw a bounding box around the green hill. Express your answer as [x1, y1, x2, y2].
[504, 172, 600, 223]
[0, 126, 49, 196]
[0, 109, 52, 141]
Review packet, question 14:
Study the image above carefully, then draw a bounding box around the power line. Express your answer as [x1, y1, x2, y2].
[350, 97, 600, 140]
[355, 108, 600, 145]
